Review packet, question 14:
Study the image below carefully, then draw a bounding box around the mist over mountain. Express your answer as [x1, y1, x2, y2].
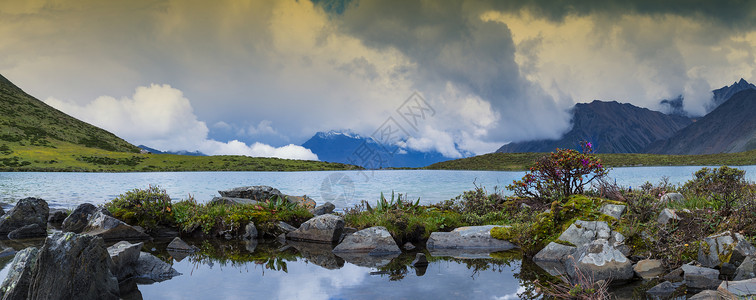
[659, 78, 756, 117]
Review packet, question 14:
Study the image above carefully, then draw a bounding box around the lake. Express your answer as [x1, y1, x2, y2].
[3, 166, 756, 210]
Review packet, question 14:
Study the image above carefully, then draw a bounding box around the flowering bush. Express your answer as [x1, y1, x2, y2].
[507, 141, 607, 202]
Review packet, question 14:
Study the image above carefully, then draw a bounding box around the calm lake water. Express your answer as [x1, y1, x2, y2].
[3, 166, 756, 210]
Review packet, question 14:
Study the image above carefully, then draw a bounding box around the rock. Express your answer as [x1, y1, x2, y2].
[718, 278, 756, 298]
[646, 281, 682, 299]
[244, 239, 258, 254]
[734, 256, 756, 281]
[287, 214, 344, 244]
[412, 253, 428, 267]
[133, 252, 181, 283]
[333, 226, 400, 255]
[658, 208, 680, 225]
[271, 221, 298, 237]
[600, 203, 626, 219]
[334, 252, 399, 268]
[633, 259, 665, 279]
[403, 242, 416, 251]
[533, 242, 576, 263]
[682, 264, 721, 290]
[285, 195, 316, 209]
[148, 226, 178, 239]
[689, 290, 721, 300]
[61, 203, 98, 233]
[0, 197, 49, 239]
[81, 211, 151, 242]
[47, 209, 68, 224]
[218, 186, 283, 200]
[663, 268, 685, 283]
[7, 223, 46, 240]
[243, 222, 258, 240]
[557, 220, 624, 248]
[107, 241, 143, 281]
[28, 232, 120, 300]
[427, 225, 515, 251]
[0, 247, 39, 300]
[208, 197, 260, 206]
[698, 231, 756, 268]
[309, 202, 335, 216]
[565, 239, 634, 282]
[660, 192, 685, 204]
[166, 237, 197, 253]
[288, 240, 344, 270]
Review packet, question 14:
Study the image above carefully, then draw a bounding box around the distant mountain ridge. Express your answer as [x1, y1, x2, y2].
[301, 130, 467, 168]
[137, 145, 206, 156]
[0, 73, 138, 153]
[497, 100, 692, 154]
[659, 78, 756, 116]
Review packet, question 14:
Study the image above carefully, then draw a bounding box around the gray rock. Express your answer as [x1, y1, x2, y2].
[287, 214, 344, 244]
[533, 242, 576, 263]
[61, 203, 99, 233]
[403, 242, 416, 251]
[689, 290, 721, 300]
[218, 186, 283, 200]
[7, 224, 46, 240]
[107, 241, 143, 281]
[0, 247, 38, 300]
[565, 239, 634, 282]
[0, 198, 49, 239]
[272, 221, 298, 237]
[658, 208, 680, 225]
[734, 256, 756, 281]
[208, 197, 260, 206]
[166, 237, 197, 253]
[718, 278, 756, 298]
[633, 259, 665, 279]
[663, 268, 685, 283]
[333, 226, 400, 255]
[698, 231, 755, 268]
[28, 232, 120, 300]
[660, 192, 685, 204]
[285, 195, 316, 209]
[557, 220, 624, 248]
[600, 203, 626, 219]
[427, 225, 515, 251]
[412, 253, 428, 267]
[81, 211, 150, 242]
[309, 202, 335, 216]
[47, 209, 68, 224]
[133, 252, 181, 283]
[646, 281, 682, 299]
[243, 222, 257, 240]
[682, 264, 721, 290]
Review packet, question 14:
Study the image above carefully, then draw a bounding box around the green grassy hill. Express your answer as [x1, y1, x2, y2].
[425, 150, 756, 171]
[0, 74, 358, 172]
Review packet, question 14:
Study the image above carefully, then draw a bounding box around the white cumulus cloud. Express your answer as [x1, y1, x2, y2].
[44, 84, 318, 160]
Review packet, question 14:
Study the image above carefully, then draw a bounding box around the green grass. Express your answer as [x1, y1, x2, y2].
[0, 140, 359, 172]
[425, 150, 756, 171]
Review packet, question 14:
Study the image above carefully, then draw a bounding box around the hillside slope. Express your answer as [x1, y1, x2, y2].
[0, 74, 139, 152]
[646, 89, 756, 155]
[497, 100, 692, 154]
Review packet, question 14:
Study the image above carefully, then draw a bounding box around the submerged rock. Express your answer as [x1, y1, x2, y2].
[287, 214, 344, 244]
[81, 211, 150, 242]
[333, 226, 400, 255]
[427, 225, 515, 251]
[0, 198, 49, 239]
[28, 232, 120, 300]
[0, 247, 39, 299]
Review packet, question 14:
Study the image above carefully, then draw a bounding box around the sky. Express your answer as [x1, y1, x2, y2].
[2, 0, 756, 160]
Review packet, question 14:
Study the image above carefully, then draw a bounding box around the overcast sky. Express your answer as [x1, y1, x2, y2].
[2, 0, 756, 159]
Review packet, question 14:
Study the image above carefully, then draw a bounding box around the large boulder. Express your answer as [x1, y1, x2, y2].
[81, 211, 150, 242]
[47, 209, 68, 225]
[0, 247, 39, 299]
[634, 259, 665, 279]
[557, 220, 625, 248]
[427, 225, 515, 251]
[107, 241, 143, 281]
[0, 198, 49, 239]
[682, 264, 721, 290]
[28, 232, 120, 300]
[8, 224, 47, 240]
[333, 226, 401, 255]
[718, 278, 756, 298]
[565, 239, 634, 282]
[61, 203, 99, 233]
[287, 214, 344, 244]
[132, 252, 181, 283]
[218, 186, 283, 200]
[533, 242, 576, 263]
[698, 231, 756, 268]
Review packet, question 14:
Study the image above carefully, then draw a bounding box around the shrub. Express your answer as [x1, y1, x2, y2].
[104, 185, 174, 229]
[682, 166, 751, 215]
[508, 141, 607, 202]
